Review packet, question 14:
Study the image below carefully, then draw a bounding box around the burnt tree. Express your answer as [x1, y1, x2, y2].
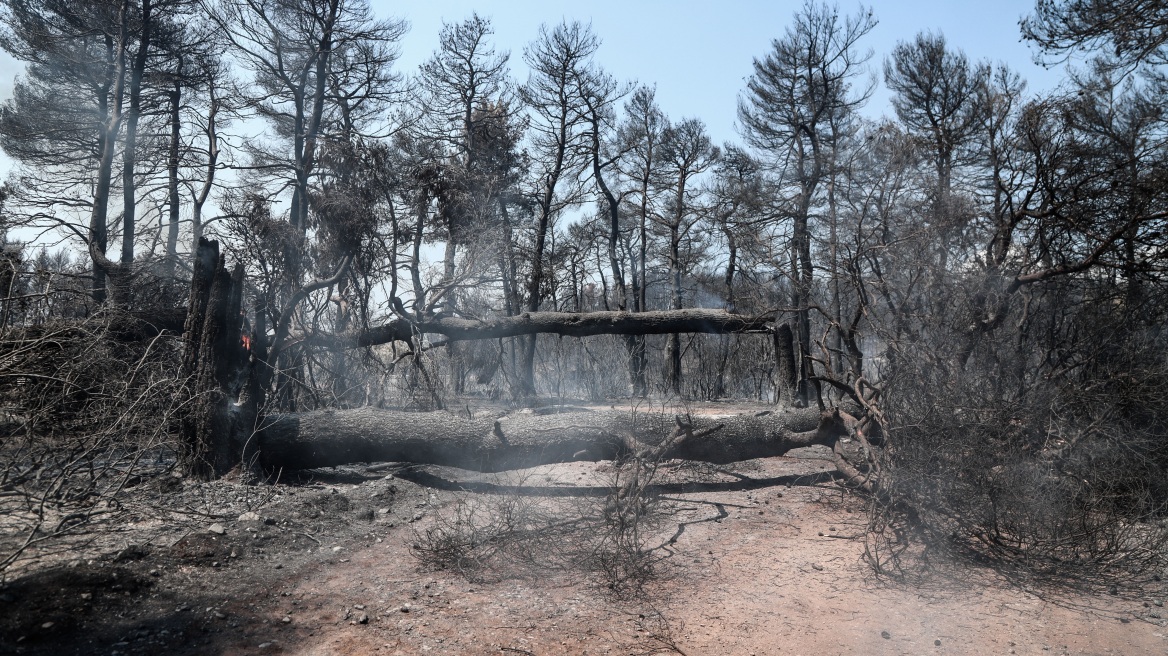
[180, 238, 252, 480]
[179, 241, 814, 477]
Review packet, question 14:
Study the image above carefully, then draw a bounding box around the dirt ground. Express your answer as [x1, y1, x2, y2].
[1, 405, 1165, 655]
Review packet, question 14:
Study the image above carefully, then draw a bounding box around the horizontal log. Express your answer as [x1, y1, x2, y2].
[120, 307, 776, 348]
[257, 406, 836, 473]
[306, 309, 776, 348]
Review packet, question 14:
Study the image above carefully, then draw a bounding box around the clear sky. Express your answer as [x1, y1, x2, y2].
[379, 0, 1070, 146]
[0, 1, 1070, 175]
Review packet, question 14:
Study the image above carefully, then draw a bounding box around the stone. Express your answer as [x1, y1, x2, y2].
[208, 523, 226, 535]
[357, 613, 369, 624]
[239, 512, 262, 522]
[881, 630, 891, 639]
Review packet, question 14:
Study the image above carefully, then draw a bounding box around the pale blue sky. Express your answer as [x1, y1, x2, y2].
[381, 0, 1070, 146]
[0, 1, 1069, 171]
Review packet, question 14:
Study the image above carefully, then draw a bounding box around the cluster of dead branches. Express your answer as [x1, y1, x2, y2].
[0, 314, 189, 570]
[408, 407, 725, 595]
[854, 304, 1168, 581]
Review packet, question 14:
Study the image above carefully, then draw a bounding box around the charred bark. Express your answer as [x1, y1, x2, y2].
[257, 405, 839, 473]
[180, 238, 249, 480]
[311, 309, 777, 349]
[126, 307, 778, 349]
[774, 323, 800, 406]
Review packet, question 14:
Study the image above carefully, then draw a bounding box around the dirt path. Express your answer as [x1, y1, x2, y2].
[210, 460, 1168, 655]
[2, 447, 1165, 655]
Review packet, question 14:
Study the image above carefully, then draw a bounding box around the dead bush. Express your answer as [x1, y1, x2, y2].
[871, 323, 1168, 582]
[410, 484, 563, 579]
[411, 412, 685, 594]
[0, 315, 188, 571]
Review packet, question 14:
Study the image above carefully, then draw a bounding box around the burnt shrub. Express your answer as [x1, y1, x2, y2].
[874, 290, 1168, 580]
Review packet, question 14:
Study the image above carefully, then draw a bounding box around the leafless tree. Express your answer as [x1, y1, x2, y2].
[738, 1, 877, 406]
[515, 20, 595, 395]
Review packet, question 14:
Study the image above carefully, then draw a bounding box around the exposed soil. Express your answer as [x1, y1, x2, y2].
[1, 404, 1165, 655]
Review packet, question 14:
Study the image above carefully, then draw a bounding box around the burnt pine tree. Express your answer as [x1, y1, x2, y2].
[516, 20, 595, 396]
[407, 14, 521, 393]
[657, 118, 718, 396]
[615, 86, 668, 394]
[738, 1, 876, 406]
[1024, 0, 1168, 71]
[885, 32, 986, 273]
[0, 0, 173, 305]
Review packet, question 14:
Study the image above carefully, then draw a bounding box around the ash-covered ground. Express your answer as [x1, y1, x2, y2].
[0, 405, 1165, 655]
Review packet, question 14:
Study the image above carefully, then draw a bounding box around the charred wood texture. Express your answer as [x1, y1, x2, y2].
[774, 323, 800, 406]
[172, 247, 840, 477]
[116, 307, 776, 348]
[257, 405, 838, 473]
[180, 238, 248, 480]
[314, 308, 776, 348]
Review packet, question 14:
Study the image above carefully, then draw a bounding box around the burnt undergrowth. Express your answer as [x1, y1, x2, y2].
[861, 313, 1168, 587]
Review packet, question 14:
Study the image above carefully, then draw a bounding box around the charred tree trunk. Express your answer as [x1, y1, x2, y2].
[164, 77, 181, 278]
[774, 323, 800, 407]
[257, 405, 839, 473]
[313, 309, 777, 349]
[180, 238, 248, 480]
[626, 335, 648, 397]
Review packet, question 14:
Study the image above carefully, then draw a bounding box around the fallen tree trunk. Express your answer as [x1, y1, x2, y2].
[258, 406, 841, 473]
[121, 308, 776, 346]
[304, 309, 776, 348]
[176, 242, 813, 478]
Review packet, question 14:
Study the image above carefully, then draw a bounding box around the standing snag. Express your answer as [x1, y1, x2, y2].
[180, 238, 249, 480]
